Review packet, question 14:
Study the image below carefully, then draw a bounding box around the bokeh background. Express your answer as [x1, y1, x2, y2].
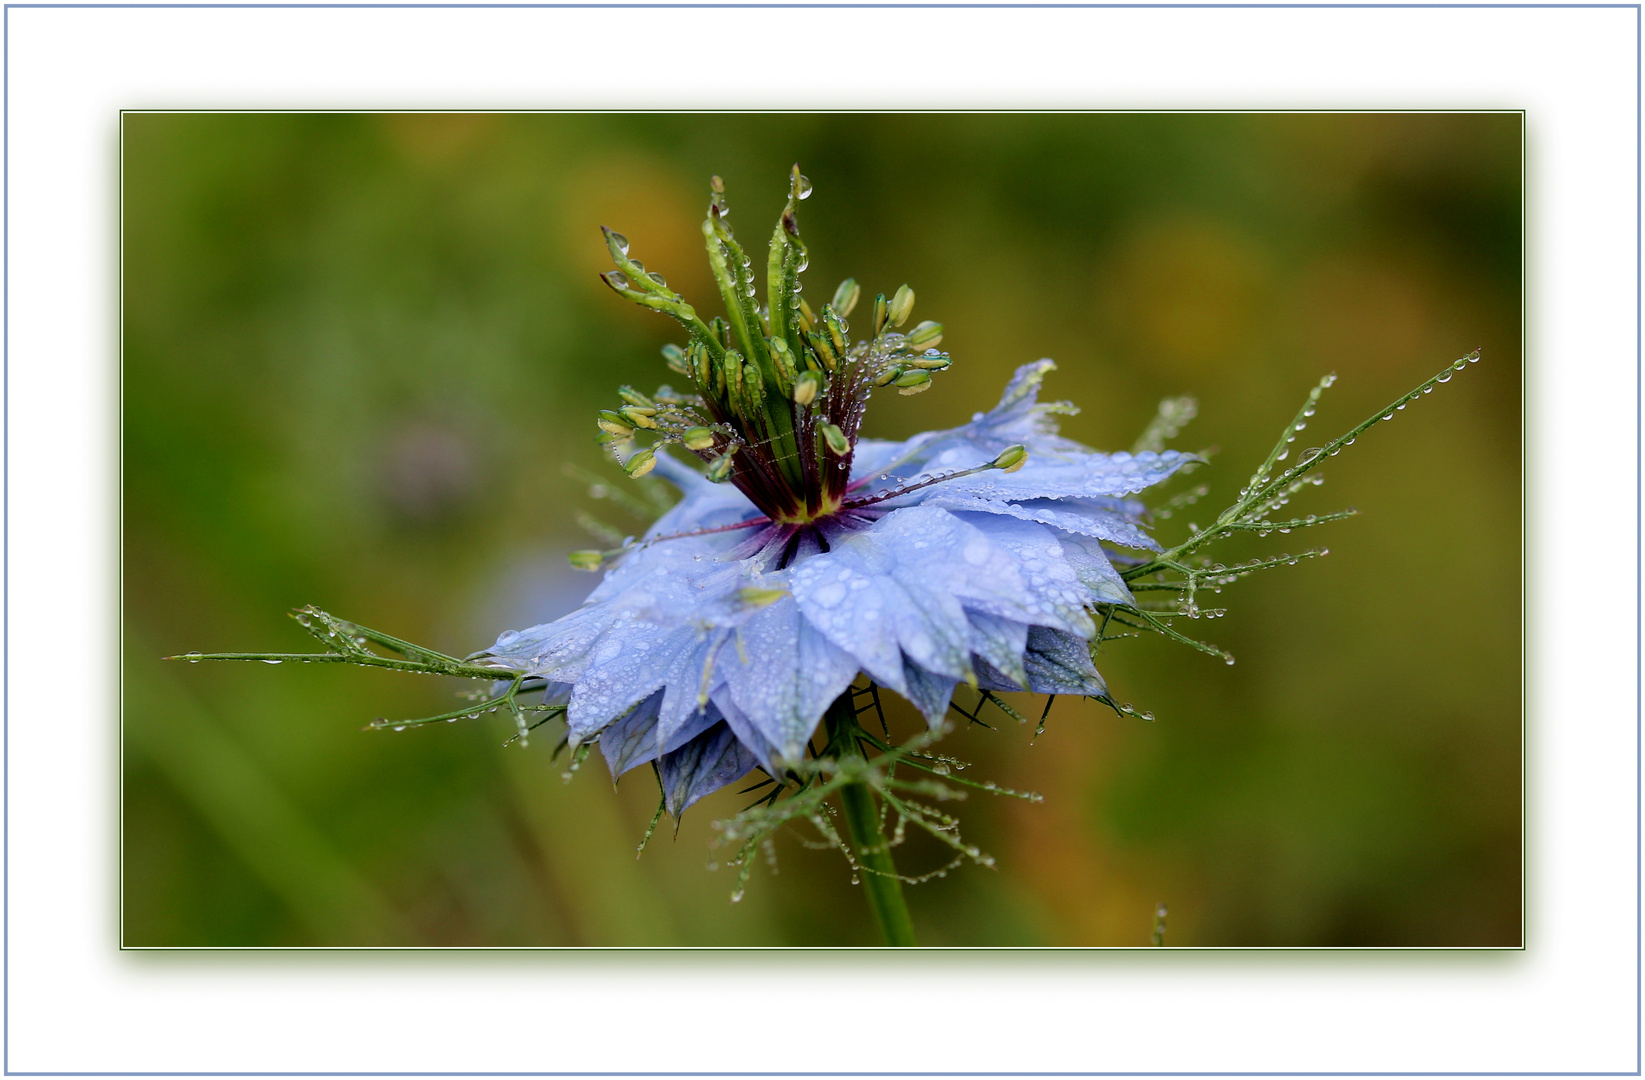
[122, 113, 1522, 947]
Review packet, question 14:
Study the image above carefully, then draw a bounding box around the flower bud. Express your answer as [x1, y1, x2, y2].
[622, 448, 656, 478]
[682, 426, 716, 451]
[792, 370, 821, 406]
[567, 550, 606, 572]
[888, 284, 915, 327]
[992, 444, 1028, 473]
[904, 320, 943, 348]
[872, 292, 890, 336]
[895, 369, 932, 395]
[597, 410, 634, 436]
[820, 422, 850, 456]
[831, 278, 861, 318]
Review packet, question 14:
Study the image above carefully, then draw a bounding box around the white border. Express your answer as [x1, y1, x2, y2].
[6, 4, 1635, 1075]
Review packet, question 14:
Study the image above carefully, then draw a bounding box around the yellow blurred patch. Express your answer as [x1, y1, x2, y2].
[379, 113, 500, 169]
[556, 155, 712, 311]
[1100, 218, 1269, 379]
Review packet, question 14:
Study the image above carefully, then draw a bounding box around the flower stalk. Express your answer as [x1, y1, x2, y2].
[822, 693, 917, 947]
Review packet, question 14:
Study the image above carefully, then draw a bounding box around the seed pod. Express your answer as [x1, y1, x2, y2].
[822, 306, 849, 357]
[567, 550, 606, 572]
[904, 350, 952, 371]
[831, 278, 861, 318]
[888, 284, 915, 327]
[623, 448, 656, 478]
[820, 422, 850, 456]
[895, 369, 932, 395]
[904, 320, 943, 349]
[706, 450, 736, 482]
[597, 410, 634, 437]
[619, 405, 659, 430]
[992, 444, 1028, 473]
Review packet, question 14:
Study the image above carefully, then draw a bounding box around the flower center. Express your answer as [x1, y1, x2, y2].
[590, 167, 953, 524]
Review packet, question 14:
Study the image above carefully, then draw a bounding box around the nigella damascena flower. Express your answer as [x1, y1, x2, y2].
[472, 168, 1195, 817]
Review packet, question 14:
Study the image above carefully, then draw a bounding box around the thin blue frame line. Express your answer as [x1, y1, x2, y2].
[0, 2, 1639, 7]
[1635, 5, 1643, 1075]
[2, 6, 1622, 1079]
[5, 1, 12, 1075]
[0, 1066, 1624, 1076]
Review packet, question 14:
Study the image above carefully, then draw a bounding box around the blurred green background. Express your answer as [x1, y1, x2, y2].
[122, 113, 1521, 947]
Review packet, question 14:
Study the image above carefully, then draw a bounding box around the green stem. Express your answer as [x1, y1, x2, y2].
[823, 693, 917, 947]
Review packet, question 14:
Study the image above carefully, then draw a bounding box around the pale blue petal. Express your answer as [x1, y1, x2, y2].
[921, 449, 1195, 502]
[723, 594, 859, 762]
[955, 515, 1096, 637]
[565, 623, 698, 740]
[659, 722, 761, 817]
[792, 506, 1045, 695]
[967, 612, 1029, 689]
[713, 692, 783, 770]
[1054, 532, 1135, 605]
[600, 691, 721, 780]
[646, 447, 710, 494]
[1022, 626, 1109, 697]
[901, 659, 959, 726]
[656, 632, 726, 744]
[848, 437, 916, 481]
[924, 494, 1160, 550]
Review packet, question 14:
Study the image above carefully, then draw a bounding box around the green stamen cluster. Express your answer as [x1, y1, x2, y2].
[595, 166, 953, 524]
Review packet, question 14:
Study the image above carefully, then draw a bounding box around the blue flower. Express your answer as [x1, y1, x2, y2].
[478, 360, 1192, 815]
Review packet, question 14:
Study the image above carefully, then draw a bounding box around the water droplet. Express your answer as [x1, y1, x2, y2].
[262, 658, 283, 665]
[795, 174, 813, 200]
[730, 890, 744, 903]
[1437, 371, 1453, 383]
[609, 230, 629, 256]
[393, 725, 406, 732]
[446, 717, 457, 723]
[1396, 403, 1407, 410]
[1224, 657, 1236, 666]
